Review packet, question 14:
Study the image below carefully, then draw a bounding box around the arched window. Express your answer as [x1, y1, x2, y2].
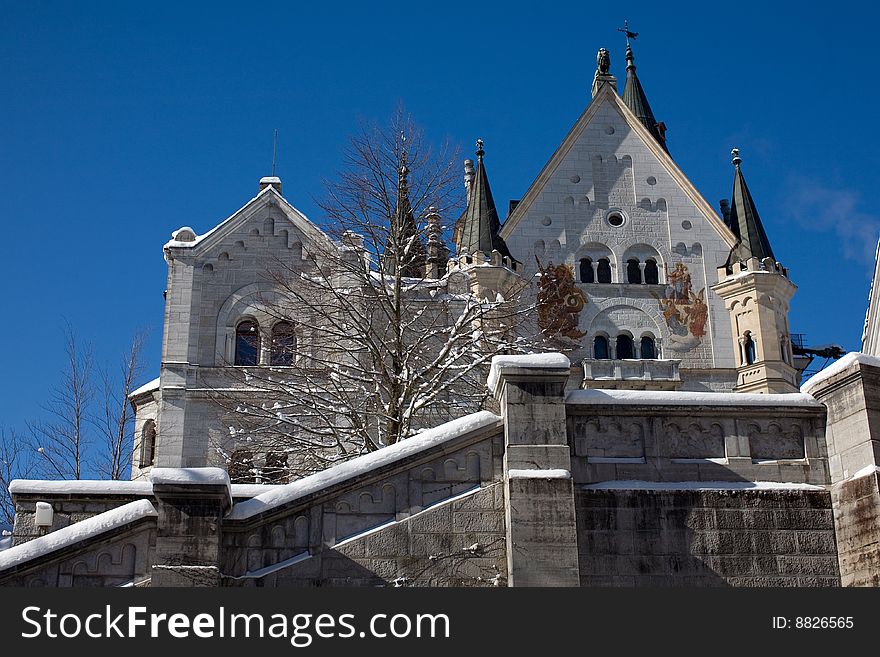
[743, 332, 757, 365]
[234, 320, 260, 366]
[640, 336, 657, 359]
[579, 258, 594, 283]
[597, 258, 612, 284]
[616, 334, 634, 359]
[627, 258, 642, 284]
[270, 321, 296, 366]
[594, 335, 609, 359]
[140, 420, 156, 468]
[263, 451, 289, 484]
[644, 259, 659, 285]
[229, 449, 255, 484]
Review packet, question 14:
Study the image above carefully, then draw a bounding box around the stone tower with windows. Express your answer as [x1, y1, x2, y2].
[711, 149, 798, 394]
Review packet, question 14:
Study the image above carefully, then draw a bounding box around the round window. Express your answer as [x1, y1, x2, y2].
[607, 212, 624, 227]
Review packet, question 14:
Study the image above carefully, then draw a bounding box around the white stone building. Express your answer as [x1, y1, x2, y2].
[129, 42, 798, 482]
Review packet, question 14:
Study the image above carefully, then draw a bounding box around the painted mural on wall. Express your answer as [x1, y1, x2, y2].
[653, 262, 707, 352]
[536, 258, 587, 340]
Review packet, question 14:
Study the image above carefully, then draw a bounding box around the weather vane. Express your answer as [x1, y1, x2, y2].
[617, 19, 638, 46]
[272, 129, 278, 177]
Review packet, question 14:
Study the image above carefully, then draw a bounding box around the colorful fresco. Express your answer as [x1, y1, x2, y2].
[536, 258, 587, 340]
[653, 262, 707, 352]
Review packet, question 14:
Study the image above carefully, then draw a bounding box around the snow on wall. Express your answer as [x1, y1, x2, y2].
[567, 388, 822, 408]
[0, 499, 157, 572]
[487, 353, 571, 394]
[801, 352, 880, 394]
[9, 480, 154, 496]
[508, 469, 571, 480]
[583, 480, 825, 491]
[228, 410, 501, 521]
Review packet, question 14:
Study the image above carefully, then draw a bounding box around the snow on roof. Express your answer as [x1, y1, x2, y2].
[0, 536, 11, 552]
[128, 376, 160, 399]
[800, 352, 880, 394]
[567, 388, 822, 408]
[0, 499, 157, 572]
[583, 480, 824, 491]
[487, 353, 571, 394]
[508, 469, 571, 480]
[260, 176, 282, 184]
[9, 479, 153, 496]
[228, 410, 501, 521]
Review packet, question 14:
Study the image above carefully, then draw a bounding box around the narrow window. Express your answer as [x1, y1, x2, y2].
[644, 259, 659, 284]
[140, 420, 156, 468]
[640, 336, 657, 359]
[234, 320, 260, 366]
[597, 258, 612, 284]
[594, 335, 609, 359]
[579, 258, 594, 283]
[270, 321, 296, 366]
[617, 334, 634, 359]
[627, 258, 641, 284]
[744, 333, 757, 365]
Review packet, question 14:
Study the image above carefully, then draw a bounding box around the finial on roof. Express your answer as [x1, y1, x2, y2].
[476, 138, 485, 158]
[731, 147, 742, 167]
[617, 19, 639, 46]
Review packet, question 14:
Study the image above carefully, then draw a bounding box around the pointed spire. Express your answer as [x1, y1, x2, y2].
[724, 148, 776, 267]
[621, 41, 669, 153]
[385, 134, 426, 278]
[455, 139, 515, 261]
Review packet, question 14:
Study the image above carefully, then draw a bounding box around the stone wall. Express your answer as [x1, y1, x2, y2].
[0, 521, 156, 587]
[566, 394, 829, 485]
[229, 485, 506, 587]
[831, 470, 880, 586]
[576, 488, 839, 586]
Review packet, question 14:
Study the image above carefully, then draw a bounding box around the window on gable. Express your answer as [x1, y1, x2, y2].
[644, 259, 659, 285]
[270, 321, 297, 366]
[235, 320, 260, 366]
[597, 258, 612, 284]
[616, 334, 635, 359]
[579, 258, 594, 283]
[627, 259, 642, 284]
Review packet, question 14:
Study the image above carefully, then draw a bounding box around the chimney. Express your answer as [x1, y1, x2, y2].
[260, 176, 282, 194]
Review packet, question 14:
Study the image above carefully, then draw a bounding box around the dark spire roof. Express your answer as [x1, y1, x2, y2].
[385, 145, 426, 278]
[724, 149, 776, 267]
[622, 44, 668, 153]
[455, 139, 514, 261]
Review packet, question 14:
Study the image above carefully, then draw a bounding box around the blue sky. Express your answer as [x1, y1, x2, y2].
[1, 1, 878, 430]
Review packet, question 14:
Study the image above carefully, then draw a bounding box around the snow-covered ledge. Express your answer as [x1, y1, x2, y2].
[150, 467, 232, 505]
[487, 353, 571, 396]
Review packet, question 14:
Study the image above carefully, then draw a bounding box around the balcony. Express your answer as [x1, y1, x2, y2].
[581, 358, 682, 390]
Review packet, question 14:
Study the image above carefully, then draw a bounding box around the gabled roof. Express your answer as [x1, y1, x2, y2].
[163, 184, 334, 256]
[455, 141, 514, 260]
[724, 150, 776, 266]
[622, 44, 668, 152]
[500, 83, 736, 247]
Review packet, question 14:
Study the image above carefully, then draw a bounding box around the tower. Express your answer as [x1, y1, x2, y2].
[712, 149, 798, 394]
[451, 139, 520, 301]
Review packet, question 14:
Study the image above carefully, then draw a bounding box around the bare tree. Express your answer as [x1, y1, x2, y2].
[215, 110, 543, 480]
[29, 324, 95, 480]
[95, 331, 146, 480]
[0, 427, 34, 529]
[27, 324, 147, 481]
